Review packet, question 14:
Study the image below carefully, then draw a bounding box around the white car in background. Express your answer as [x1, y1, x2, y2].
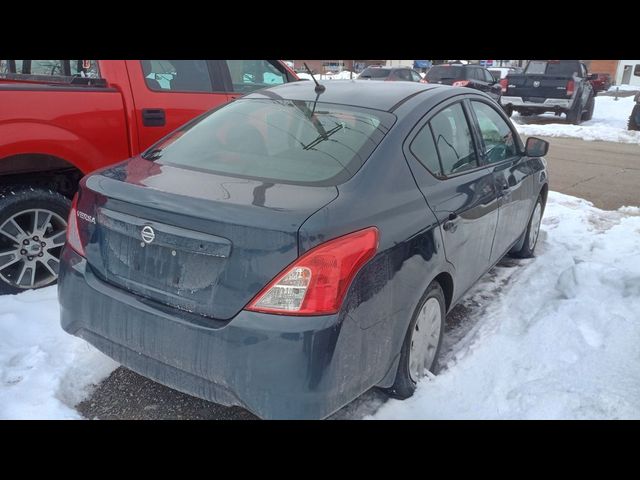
[488, 66, 523, 81]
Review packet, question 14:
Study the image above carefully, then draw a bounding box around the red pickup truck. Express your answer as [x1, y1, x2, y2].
[0, 59, 297, 293]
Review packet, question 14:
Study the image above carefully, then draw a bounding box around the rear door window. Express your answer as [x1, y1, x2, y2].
[429, 103, 479, 176]
[141, 60, 217, 92]
[147, 98, 396, 186]
[222, 60, 287, 94]
[410, 124, 442, 176]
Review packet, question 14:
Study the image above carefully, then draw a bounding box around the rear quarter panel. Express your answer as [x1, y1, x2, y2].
[298, 121, 450, 392]
[0, 86, 130, 173]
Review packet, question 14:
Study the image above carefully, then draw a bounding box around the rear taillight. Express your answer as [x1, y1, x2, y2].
[499, 78, 508, 93]
[245, 227, 379, 316]
[566, 79, 575, 97]
[66, 194, 85, 257]
[452, 80, 470, 87]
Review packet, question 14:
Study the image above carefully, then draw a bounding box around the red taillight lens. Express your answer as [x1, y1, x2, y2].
[66, 194, 85, 257]
[566, 79, 575, 97]
[499, 78, 508, 93]
[245, 227, 379, 316]
[452, 80, 470, 87]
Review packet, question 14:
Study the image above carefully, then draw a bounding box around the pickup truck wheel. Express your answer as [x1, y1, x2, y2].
[582, 95, 595, 121]
[0, 187, 70, 294]
[503, 105, 513, 117]
[384, 281, 445, 399]
[566, 100, 583, 125]
[629, 107, 640, 131]
[511, 195, 544, 259]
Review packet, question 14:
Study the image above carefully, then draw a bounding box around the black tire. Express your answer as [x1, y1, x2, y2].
[503, 105, 513, 118]
[511, 195, 544, 259]
[565, 99, 583, 125]
[0, 187, 71, 294]
[385, 281, 446, 399]
[582, 95, 595, 121]
[629, 106, 640, 131]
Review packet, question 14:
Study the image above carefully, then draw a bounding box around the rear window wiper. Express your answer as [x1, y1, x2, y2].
[303, 122, 344, 150]
[142, 148, 163, 160]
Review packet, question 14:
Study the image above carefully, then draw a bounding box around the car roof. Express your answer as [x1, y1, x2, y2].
[245, 79, 444, 112]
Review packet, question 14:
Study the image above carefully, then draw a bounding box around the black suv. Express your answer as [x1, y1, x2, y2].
[358, 66, 423, 82]
[425, 64, 502, 102]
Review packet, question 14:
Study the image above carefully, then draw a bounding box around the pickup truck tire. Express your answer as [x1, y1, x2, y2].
[0, 187, 70, 294]
[629, 106, 640, 131]
[503, 105, 513, 118]
[582, 95, 595, 122]
[565, 99, 583, 125]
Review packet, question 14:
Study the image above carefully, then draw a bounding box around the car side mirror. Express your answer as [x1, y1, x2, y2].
[525, 137, 549, 157]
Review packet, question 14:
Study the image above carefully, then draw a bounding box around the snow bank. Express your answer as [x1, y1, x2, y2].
[513, 95, 640, 144]
[608, 85, 640, 92]
[370, 191, 640, 419]
[0, 287, 117, 419]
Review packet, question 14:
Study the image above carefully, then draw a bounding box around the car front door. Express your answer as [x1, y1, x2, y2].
[404, 98, 500, 299]
[468, 98, 534, 264]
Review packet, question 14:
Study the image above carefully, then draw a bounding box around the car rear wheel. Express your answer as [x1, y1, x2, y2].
[511, 195, 544, 259]
[0, 187, 70, 294]
[385, 281, 445, 399]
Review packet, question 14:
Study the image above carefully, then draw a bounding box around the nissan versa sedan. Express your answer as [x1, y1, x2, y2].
[59, 80, 549, 419]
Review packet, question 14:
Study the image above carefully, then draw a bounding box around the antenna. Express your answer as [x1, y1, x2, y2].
[304, 63, 326, 93]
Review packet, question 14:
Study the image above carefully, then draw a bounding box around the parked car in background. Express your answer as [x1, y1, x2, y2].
[59, 80, 549, 419]
[589, 73, 612, 93]
[500, 60, 596, 124]
[488, 66, 522, 81]
[425, 64, 502, 102]
[358, 66, 423, 82]
[629, 92, 640, 130]
[0, 59, 297, 294]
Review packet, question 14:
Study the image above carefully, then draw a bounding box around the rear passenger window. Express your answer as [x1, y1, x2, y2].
[141, 60, 214, 92]
[429, 103, 479, 176]
[224, 60, 286, 94]
[411, 125, 442, 176]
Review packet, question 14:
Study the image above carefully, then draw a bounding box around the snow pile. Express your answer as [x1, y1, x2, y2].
[608, 85, 640, 92]
[513, 95, 640, 144]
[370, 191, 640, 419]
[0, 287, 117, 419]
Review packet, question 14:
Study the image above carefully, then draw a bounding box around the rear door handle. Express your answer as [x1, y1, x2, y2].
[142, 108, 166, 127]
[442, 213, 459, 232]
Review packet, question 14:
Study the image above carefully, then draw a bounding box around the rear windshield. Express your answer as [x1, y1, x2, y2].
[145, 98, 395, 186]
[359, 68, 391, 79]
[525, 61, 580, 76]
[425, 65, 465, 82]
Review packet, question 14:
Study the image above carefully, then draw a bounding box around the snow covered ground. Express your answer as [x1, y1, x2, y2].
[369, 192, 640, 420]
[0, 287, 117, 419]
[513, 94, 640, 144]
[1, 191, 640, 419]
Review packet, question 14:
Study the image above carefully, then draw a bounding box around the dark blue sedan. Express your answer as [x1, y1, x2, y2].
[59, 80, 549, 419]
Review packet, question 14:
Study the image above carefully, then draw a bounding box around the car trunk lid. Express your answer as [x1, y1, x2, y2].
[81, 158, 338, 320]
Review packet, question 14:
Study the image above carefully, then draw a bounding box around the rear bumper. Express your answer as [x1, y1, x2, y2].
[501, 96, 572, 111]
[58, 247, 368, 419]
